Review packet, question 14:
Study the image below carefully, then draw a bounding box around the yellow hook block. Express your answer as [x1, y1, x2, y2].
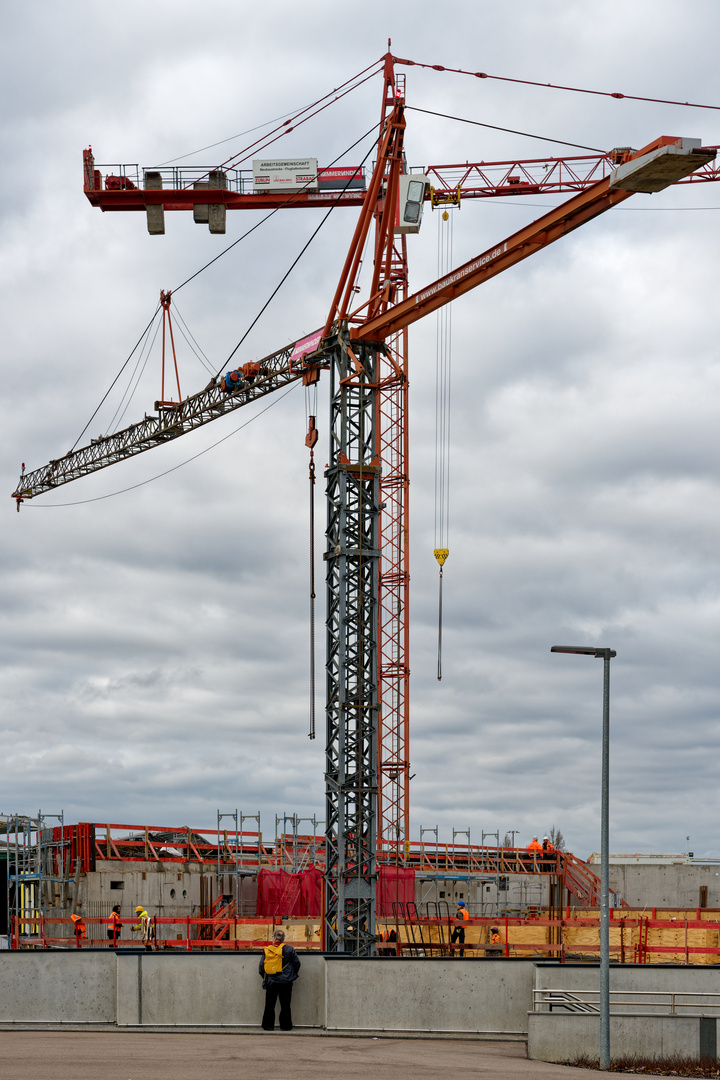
[434, 548, 449, 567]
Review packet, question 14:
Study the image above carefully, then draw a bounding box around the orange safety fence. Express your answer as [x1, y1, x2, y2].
[10, 915, 323, 951]
[10, 911, 720, 962]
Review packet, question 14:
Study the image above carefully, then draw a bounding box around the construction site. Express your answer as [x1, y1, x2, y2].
[4, 813, 720, 965]
[4, 39, 720, 1067]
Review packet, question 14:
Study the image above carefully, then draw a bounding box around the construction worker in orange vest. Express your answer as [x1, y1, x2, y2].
[527, 835, 542, 872]
[107, 905, 122, 948]
[70, 911, 86, 946]
[451, 901, 469, 956]
[542, 835, 555, 872]
[376, 928, 397, 956]
[487, 924, 503, 958]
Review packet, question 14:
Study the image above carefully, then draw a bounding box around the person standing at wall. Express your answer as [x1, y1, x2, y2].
[259, 928, 301, 1031]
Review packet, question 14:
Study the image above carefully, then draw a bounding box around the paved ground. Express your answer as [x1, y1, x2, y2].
[0, 1031, 667, 1080]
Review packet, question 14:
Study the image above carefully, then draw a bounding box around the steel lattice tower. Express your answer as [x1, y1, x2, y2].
[323, 336, 381, 954]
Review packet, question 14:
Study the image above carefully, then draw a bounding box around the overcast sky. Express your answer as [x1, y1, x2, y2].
[2, 1, 719, 862]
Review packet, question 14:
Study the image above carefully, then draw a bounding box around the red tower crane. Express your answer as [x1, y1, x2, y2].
[13, 52, 716, 953]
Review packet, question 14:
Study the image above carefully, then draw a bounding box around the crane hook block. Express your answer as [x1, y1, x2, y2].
[434, 548, 449, 567]
[305, 416, 319, 449]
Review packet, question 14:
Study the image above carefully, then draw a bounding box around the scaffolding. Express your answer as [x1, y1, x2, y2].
[2, 812, 615, 949]
[2, 812, 67, 944]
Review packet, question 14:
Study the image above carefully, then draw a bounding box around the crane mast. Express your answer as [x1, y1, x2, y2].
[13, 52, 716, 954]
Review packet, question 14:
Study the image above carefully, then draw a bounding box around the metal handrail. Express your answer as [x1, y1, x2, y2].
[533, 988, 720, 1015]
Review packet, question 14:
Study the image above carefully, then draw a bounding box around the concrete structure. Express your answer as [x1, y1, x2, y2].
[528, 963, 720, 1063]
[78, 860, 258, 925]
[0, 952, 532, 1034]
[586, 854, 720, 909]
[2, 950, 720, 1068]
[21, 857, 550, 943]
[529, 1013, 718, 1064]
[416, 874, 548, 915]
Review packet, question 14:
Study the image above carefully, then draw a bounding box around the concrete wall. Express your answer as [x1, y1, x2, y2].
[529, 963, 720, 1063]
[0, 952, 532, 1033]
[416, 875, 548, 915]
[2, 950, 719, 1057]
[0, 952, 116, 1023]
[608, 864, 720, 908]
[325, 958, 532, 1034]
[528, 1013, 718, 1063]
[82, 861, 259, 926]
[116, 953, 325, 1028]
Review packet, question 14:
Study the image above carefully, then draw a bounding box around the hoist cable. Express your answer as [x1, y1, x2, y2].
[170, 302, 216, 375]
[434, 209, 453, 681]
[308, 446, 316, 740]
[406, 106, 604, 154]
[70, 304, 161, 452]
[305, 383, 319, 741]
[437, 569, 444, 683]
[172, 119, 379, 302]
[207, 64, 384, 178]
[217, 125, 381, 376]
[73, 123, 378, 454]
[108, 318, 162, 435]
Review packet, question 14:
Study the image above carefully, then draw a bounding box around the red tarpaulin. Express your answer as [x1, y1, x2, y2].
[376, 866, 415, 916]
[257, 866, 414, 918]
[257, 867, 323, 917]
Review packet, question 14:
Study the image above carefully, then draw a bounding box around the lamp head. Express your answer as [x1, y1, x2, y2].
[551, 645, 616, 659]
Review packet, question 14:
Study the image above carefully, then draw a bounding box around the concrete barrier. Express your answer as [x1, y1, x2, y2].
[117, 952, 325, 1028]
[0, 952, 116, 1023]
[0, 951, 532, 1033]
[3, 948, 718, 1054]
[325, 958, 532, 1034]
[528, 1013, 719, 1063]
[528, 964, 720, 1063]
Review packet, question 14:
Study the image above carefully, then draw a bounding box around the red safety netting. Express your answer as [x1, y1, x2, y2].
[257, 867, 323, 917]
[257, 866, 415, 917]
[376, 866, 415, 916]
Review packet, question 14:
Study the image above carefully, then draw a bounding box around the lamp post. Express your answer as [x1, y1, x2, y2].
[551, 644, 616, 1071]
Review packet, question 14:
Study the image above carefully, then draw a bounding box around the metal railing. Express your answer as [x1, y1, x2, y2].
[533, 988, 720, 1015]
[10, 914, 322, 951]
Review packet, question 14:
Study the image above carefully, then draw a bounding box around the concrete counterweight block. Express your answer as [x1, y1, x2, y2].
[144, 172, 165, 235]
[208, 170, 227, 234]
[193, 182, 209, 224]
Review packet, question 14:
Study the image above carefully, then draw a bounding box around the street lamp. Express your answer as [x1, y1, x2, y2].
[551, 644, 616, 1071]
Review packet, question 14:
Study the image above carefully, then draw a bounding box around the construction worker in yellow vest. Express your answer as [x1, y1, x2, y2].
[132, 906, 155, 951]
